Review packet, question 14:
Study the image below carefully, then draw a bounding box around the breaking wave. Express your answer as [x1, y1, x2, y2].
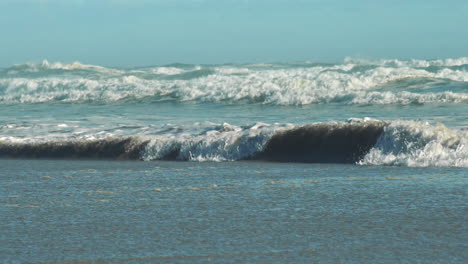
[344, 57, 468, 68]
[1, 120, 466, 167]
[359, 121, 468, 167]
[0, 58, 467, 105]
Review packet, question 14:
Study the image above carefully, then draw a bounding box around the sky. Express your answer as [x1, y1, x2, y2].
[0, 0, 467, 67]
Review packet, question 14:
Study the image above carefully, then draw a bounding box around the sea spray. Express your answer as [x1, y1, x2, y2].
[1, 58, 467, 105]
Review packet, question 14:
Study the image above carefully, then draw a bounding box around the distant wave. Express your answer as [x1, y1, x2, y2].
[344, 57, 468, 68]
[0, 58, 467, 105]
[1, 120, 466, 167]
[2, 60, 123, 74]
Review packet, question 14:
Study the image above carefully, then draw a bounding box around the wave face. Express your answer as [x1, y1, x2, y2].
[254, 121, 386, 163]
[1, 120, 466, 167]
[0, 138, 148, 160]
[1, 58, 467, 105]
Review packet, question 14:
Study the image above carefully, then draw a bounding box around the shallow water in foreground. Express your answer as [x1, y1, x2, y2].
[1, 160, 466, 263]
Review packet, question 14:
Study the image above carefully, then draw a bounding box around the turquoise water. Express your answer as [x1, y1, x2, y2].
[1, 58, 467, 263]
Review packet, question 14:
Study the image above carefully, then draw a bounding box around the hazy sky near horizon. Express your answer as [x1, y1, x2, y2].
[0, 0, 467, 66]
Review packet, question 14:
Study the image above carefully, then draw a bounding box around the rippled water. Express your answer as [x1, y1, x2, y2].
[1, 160, 466, 263]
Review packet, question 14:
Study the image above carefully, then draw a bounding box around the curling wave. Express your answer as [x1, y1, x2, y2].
[1, 58, 467, 105]
[0, 137, 148, 160]
[1, 120, 466, 167]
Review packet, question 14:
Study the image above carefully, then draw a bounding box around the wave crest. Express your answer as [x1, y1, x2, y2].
[1, 58, 468, 105]
[344, 57, 468, 68]
[1, 68, 467, 105]
[3, 60, 121, 74]
[359, 121, 468, 167]
[1, 120, 466, 167]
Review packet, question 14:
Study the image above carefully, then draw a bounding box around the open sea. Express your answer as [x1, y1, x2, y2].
[1, 58, 467, 263]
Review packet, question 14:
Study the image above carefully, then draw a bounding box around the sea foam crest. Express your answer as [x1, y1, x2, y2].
[4, 60, 122, 75]
[359, 121, 468, 167]
[344, 57, 468, 68]
[1, 58, 467, 105]
[1, 120, 466, 167]
[142, 122, 284, 161]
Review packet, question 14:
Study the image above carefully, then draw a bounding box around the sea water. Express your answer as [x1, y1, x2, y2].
[0, 58, 467, 263]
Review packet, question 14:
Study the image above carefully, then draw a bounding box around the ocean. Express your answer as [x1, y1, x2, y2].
[1, 58, 467, 263]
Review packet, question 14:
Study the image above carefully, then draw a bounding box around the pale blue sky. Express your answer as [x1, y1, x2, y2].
[0, 0, 467, 67]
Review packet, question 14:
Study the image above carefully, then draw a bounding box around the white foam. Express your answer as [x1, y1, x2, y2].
[344, 57, 468, 68]
[142, 122, 290, 161]
[6, 60, 123, 75]
[149, 67, 186, 75]
[1, 58, 467, 105]
[216, 67, 250, 75]
[2, 119, 467, 167]
[350, 91, 468, 105]
[359, 121, 468, 167]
